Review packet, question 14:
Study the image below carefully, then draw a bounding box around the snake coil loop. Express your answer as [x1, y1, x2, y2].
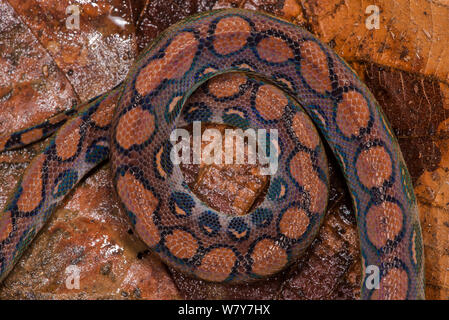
[0, 9, 424, 300]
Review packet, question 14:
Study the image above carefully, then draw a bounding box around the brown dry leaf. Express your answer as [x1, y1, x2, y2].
[0, 0, 77, 135]
[301, 0, 449, 84]
[7, 0, 137, 101]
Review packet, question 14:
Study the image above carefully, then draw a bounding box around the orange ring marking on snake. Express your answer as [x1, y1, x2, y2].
[307, 175, 327, 213]
[165, 229, 199, 259]
[356, 146, 392, 189]
[251, 238, 288, 276]
[208, 73, 247, 98]
[230, 228, 249, 240]
[115, 107, 155, 150]
[291, 111, 320, 150]
[300, 41, 332, 93]
[254, 84, 288, 120]
[372, 268, 409, 300]
[279, 207, 309, 239]
[213, 17, 251, 55]
[155, 146, 167, 179]
[91, 97, 116, 127]
[196, 247, 237, 282]
[168, 96, 182, 113]
[235, 63, 254, 71]
[135, 220, 160, 247]
[289, 150, 327, 213]
[116, 172, 160, 246]
[276, 77, 294, 91]
[257, 37, 294, 63]
[366, 201, 403, 249]
[136, 32, 198, 96]
[336, 91, 370, 138]
[55, 117, 82, 160]
[17, 153, 46, 212]
[0, 211, 12, 242]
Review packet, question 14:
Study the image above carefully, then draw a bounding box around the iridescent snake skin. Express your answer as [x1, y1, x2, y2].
[0, 9, 424, 299]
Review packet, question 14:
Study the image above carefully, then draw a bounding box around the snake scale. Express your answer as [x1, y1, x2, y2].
[0, 9, 424, 299]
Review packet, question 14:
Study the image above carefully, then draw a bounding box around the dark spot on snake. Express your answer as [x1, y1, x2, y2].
[199, 211, 221, 237]
[52, 169, 79, 198]
[251, 208, 273, 228]
[267, 178, 288, 202]
[169, 192, 195, 218]
[183, 102, 212, 123]
[227, 217, 250, 242]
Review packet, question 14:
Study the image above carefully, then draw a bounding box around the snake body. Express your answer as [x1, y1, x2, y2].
[0, 9, 424, 299]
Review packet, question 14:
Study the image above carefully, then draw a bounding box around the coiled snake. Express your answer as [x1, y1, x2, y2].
[0, 9, 424, 299]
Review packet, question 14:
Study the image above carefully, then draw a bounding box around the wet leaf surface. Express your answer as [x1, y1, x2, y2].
[7, 0, 137, 101]
[0, 0, 77, 136]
